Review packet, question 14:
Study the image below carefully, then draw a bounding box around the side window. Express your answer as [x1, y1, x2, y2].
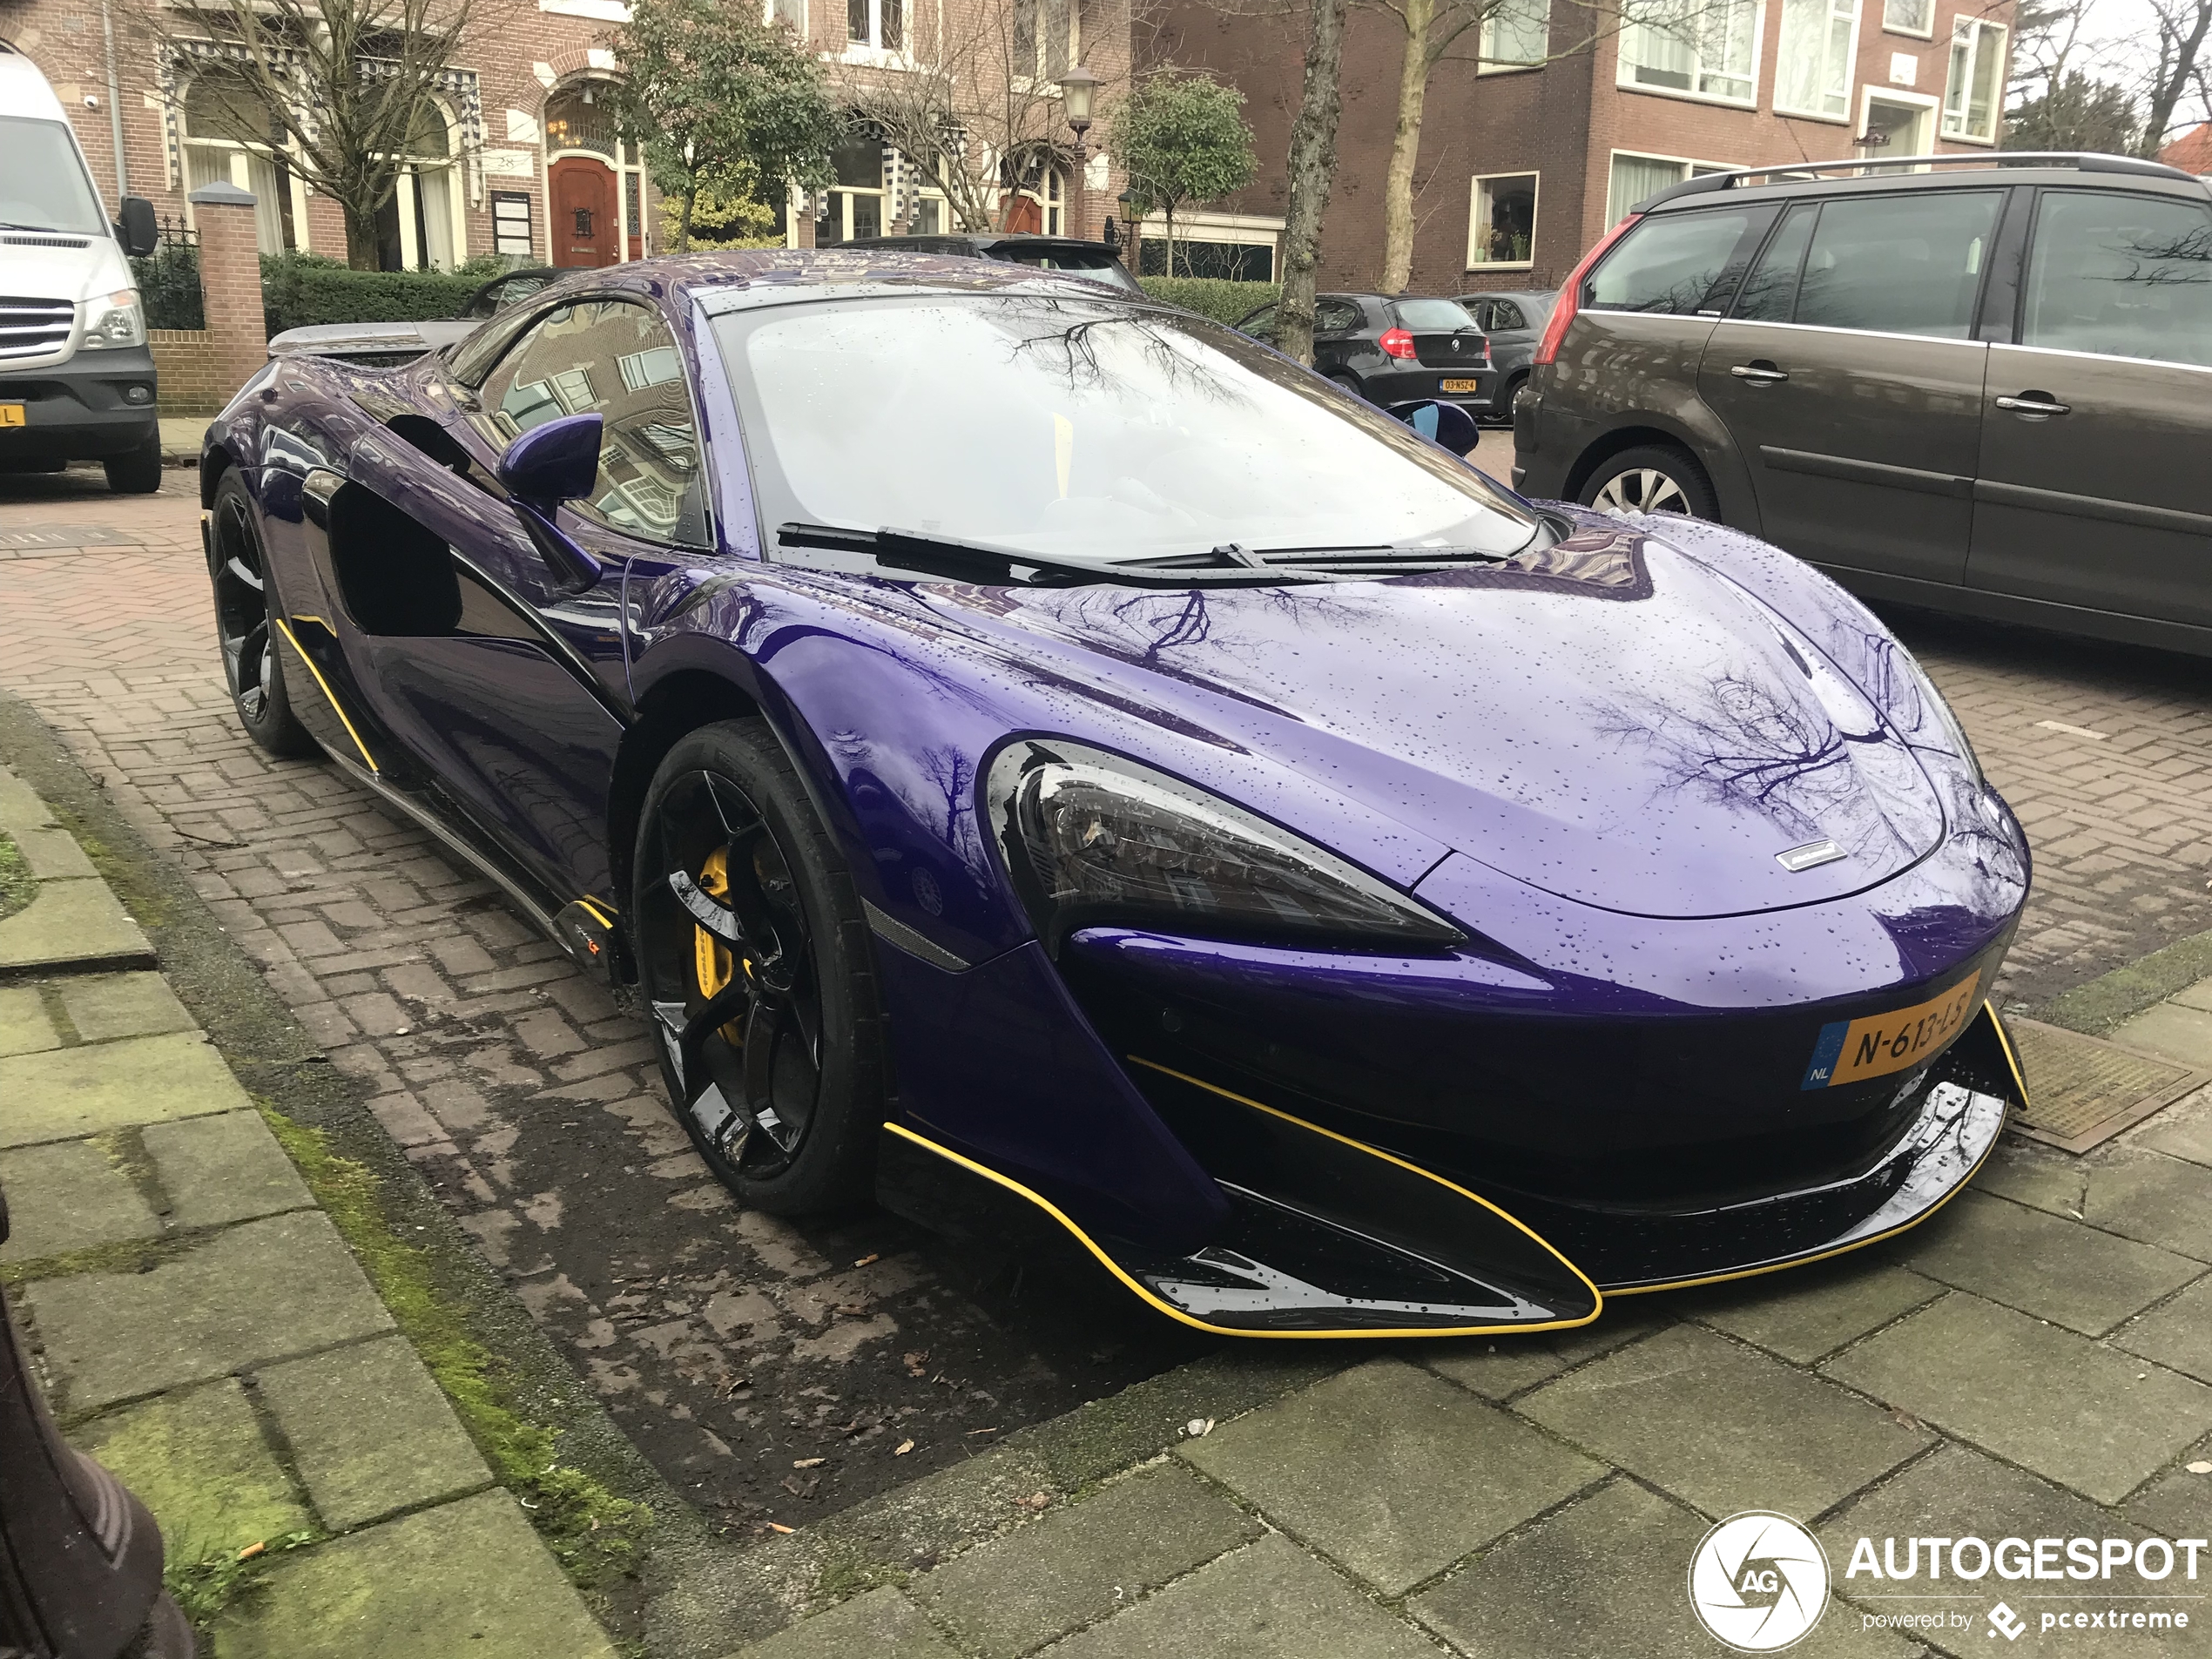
[1315, 299, 1362, 334]
[1491, 300, 1527, 331]
[472, 298, 709, 546]
[2022, 191, 2212, 368]
[1586, 209, 1765, 316]
[1239, 304, 1278, 341]
[1793, 191, 2001, 341]
[1733, 202, 1817, 322]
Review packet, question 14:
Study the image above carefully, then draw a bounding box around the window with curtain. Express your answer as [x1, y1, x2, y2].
[1606, 153, 1730, 225]
[182, 71, 300, 254]
[1467, 173, 1538, 265]
[1480, 0, 1551, 67]
[1774, 0, 1858, 118]
[1618, 0, 1758, 103]
[1943, 17, 2006, 140]
[848, 0, 903, 50]
[370, 101, 457, 271]
[1013, 0, 1075, 78]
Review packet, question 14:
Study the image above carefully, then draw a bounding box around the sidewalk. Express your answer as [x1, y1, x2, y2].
[0, 760, 615, 1658]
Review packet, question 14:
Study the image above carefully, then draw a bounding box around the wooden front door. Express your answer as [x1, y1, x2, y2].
[550, 158, 618, 268]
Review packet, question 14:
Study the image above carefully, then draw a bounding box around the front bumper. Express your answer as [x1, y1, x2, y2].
[0, 347, 158, 462]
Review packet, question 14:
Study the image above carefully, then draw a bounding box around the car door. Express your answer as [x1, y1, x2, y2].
[1964, 187, 2212, 628]
[1696, 188, 2003, 585]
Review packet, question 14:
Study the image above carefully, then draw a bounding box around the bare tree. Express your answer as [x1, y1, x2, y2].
[2142, 0, 2212, 153]
[137, 0, 510, 267]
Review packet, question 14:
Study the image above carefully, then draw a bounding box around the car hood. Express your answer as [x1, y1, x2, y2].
[921, 521, 1947, 920]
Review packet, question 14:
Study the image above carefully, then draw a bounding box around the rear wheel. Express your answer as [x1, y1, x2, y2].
[632, 719, 886, 1215]
[105, 435, 163, 495]
[1578, 445, 1717, 519]
[1327, 372, 1365, 400]
[211, 471, 316, 759]
[1484, 371, 1527, 427]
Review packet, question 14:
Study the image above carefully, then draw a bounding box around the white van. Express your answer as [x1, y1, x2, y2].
[0, 43, 163, 492]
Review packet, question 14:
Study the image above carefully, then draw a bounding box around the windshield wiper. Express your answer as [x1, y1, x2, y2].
[775, 523, 1337, 588]
[0, 221, 74, 235]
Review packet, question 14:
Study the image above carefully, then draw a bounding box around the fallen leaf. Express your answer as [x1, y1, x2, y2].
[1184, 1417, 1215, 1438]
[1888, 1408, 1922, 1432]
[1014, 1491, 1052, 1512]
[792, 1457, 826, 1469]
[833, 1303, 869, 1317]
[766, 1522, 796, 1534]
[237, 1541, 266, 1561]
[853, 1253, 880, 1268]
[894, 1439, 915, 1455]
[2188, 1461, 2212, 1475]
[903, 1350, 930, 1377]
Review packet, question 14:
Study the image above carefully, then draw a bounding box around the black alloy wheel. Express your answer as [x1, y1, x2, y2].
[633, 719, 886, 1214]
[210, 472, 317, 758]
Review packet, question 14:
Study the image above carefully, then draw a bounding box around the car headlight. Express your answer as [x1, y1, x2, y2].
[988, 738, 1466, 954]
[81, 289, 145, 349]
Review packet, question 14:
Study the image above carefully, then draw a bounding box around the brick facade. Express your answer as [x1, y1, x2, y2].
[1152, 0, 2016, 293]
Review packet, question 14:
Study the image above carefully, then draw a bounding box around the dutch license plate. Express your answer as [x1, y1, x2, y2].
[0, 404, 24, 428]
[1439, 378, 1482, 394]
[1802, 974, 1980, 1089]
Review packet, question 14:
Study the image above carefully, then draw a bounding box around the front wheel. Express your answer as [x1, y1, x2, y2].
[210, 471, 317, 759]
[1577, 445, 1717, 520]
[105, 435, 164, 495]
[632, 719, 887, 1215]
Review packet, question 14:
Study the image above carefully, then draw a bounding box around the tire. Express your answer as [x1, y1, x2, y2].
[1577, 444, 1717, 519]
[210, 470, 318, 759]
[1483, 372, 1526, 428]
[104, 435, 164, 494]
[1327, 373, 1365, 400]
[632, 718, 887, 1215]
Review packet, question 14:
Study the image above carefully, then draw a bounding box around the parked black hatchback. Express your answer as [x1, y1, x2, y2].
[1237, 293, 1496, 414]
[1514, 152, 2212, 655]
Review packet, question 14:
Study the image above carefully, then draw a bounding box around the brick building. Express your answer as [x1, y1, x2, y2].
[0, 0, 1129, 273]
[1147, 0, 2015, 293]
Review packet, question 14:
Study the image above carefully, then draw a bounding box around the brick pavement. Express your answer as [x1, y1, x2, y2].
[6, 469, 2212, 1595]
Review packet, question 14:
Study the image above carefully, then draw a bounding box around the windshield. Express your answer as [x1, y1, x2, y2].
[714, 293, 1538, 566]
[0, 118, 110, 236]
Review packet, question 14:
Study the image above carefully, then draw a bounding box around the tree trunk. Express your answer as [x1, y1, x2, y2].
[1164, 200, 1176, 278]
[1379, 0, 1435, 294]
[1277, 0, 1349, 366]
[678, 189, 697, 254]
[342, 204, 381, 271]
[2141, 0, 2212, 154]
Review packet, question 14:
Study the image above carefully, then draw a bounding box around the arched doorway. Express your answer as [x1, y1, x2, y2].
[543, 81, 642, 267]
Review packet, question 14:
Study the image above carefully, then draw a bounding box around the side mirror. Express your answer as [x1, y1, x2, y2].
[497, 413, 604, 592]
[1386, 399, 1480, 458]
[117, 197, 158, 259]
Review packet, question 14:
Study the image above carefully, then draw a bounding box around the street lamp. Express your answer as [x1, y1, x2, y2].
[1116, 185, 1136, 266]
[1059, 64, 1099, 241]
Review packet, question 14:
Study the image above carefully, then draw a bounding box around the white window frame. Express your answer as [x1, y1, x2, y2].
[1466, 172, 1539, 269]
[1857, 84, 1939, 159]
[179, 71, 314, 255]
[840, 0, 912, 64]
[762, 0, 805, 28]
[1008, 0, 1081, 90]
[1879, 0, 1933, 39]
[1478, 0, 1551, 72]
[1772, 0, 1862, 123]
[1615, 0, 1764, 108]
[1941, 16, 2006, 145]
[1136, 208, 1282, 280]
[1605, 147, 1737, 226]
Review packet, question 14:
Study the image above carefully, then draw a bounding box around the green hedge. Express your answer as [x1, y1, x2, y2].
[132, 243, 205, 331]
[259, 253, 490, 338]
[1137, 276, 1279, 327]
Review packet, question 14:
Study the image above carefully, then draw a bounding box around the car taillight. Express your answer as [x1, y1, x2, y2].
[1534, 213, 1641, 368]
[1379, 327, 1416, 360]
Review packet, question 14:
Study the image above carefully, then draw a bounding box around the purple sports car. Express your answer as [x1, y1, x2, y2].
[198, 251, 2030, 1339]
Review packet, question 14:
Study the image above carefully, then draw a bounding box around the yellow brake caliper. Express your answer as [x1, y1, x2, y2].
[693, 847, 749, 1046]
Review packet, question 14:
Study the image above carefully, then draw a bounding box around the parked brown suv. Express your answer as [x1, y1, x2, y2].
[1512, 152, 2212, 655]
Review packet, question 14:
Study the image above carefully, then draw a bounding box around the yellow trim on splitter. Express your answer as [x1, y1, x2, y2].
[573, 896, 617, 927]
[273, 617, 378, 774]
[1607, 1001, 2013, 1297]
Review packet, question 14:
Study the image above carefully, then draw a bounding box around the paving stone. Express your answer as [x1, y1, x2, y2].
[1683, 1258, 1945, 1364]
[2086, 1151, 2212, 1261]
[58, 972, 194, 1042]
[0, 985, 60, 1055]
[1419, 1309, 1670, 1400]
[2112, 1002, 2212, 1070]
[0, 767, 55, 833]
[70, 1379, 311, 1557]
[1519, 1323, 1932, 1522]
[0, 878, 152, 973]
[211, 1488, 615, 1659]
[25, 1211, 394, 1411]
[734, 1588, 960, 1659]
[0, 1031, 247, 1148]
[1041, 1535, 1439, 1659]
[1181, 1358, 1602, 1595]
[1901, 1190, 2199, 1336]
[0, 1137, 158, 1258]
[145, 1110, 312, 1229]
[255, 1336, 490, 1532]
[2110, 1277, 2212, 1385]
[910, 1461, 1261, 1659]
[2134, 1093, 2212, 1168]
[11, 826, 98, 880]
[2121, 1433, 2212, 1544]
[1413, 1475, 1918, 1659]
[1973, 1137, 2089, 1216]
[1823, 1293, 2212, 1504]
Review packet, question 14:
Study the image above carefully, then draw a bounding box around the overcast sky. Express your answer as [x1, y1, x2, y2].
[2022, 0, 2208, 139]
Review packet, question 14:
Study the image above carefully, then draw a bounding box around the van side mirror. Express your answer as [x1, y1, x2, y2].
[497, 413, 604, 593]
[1386, 399, 1480, 457]
[117, 198, 158, 259]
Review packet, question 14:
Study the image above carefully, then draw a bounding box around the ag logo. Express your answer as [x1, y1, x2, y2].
[1689, 1511, 1831, 1651]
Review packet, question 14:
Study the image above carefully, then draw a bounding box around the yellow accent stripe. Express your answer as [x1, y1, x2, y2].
[273, 617, 378, 774]
[884, 1120, 1600, 1341]
[1987, 1001, 2032, 1116]
[573, 897, 616, 927]
[292, 614, 334, 633]
[1607, 1001, 2014, 1297]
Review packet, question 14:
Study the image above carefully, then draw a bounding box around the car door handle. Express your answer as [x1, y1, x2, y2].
[1730, 362, 1789, 385]
[1995, 392, 2070, 417]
